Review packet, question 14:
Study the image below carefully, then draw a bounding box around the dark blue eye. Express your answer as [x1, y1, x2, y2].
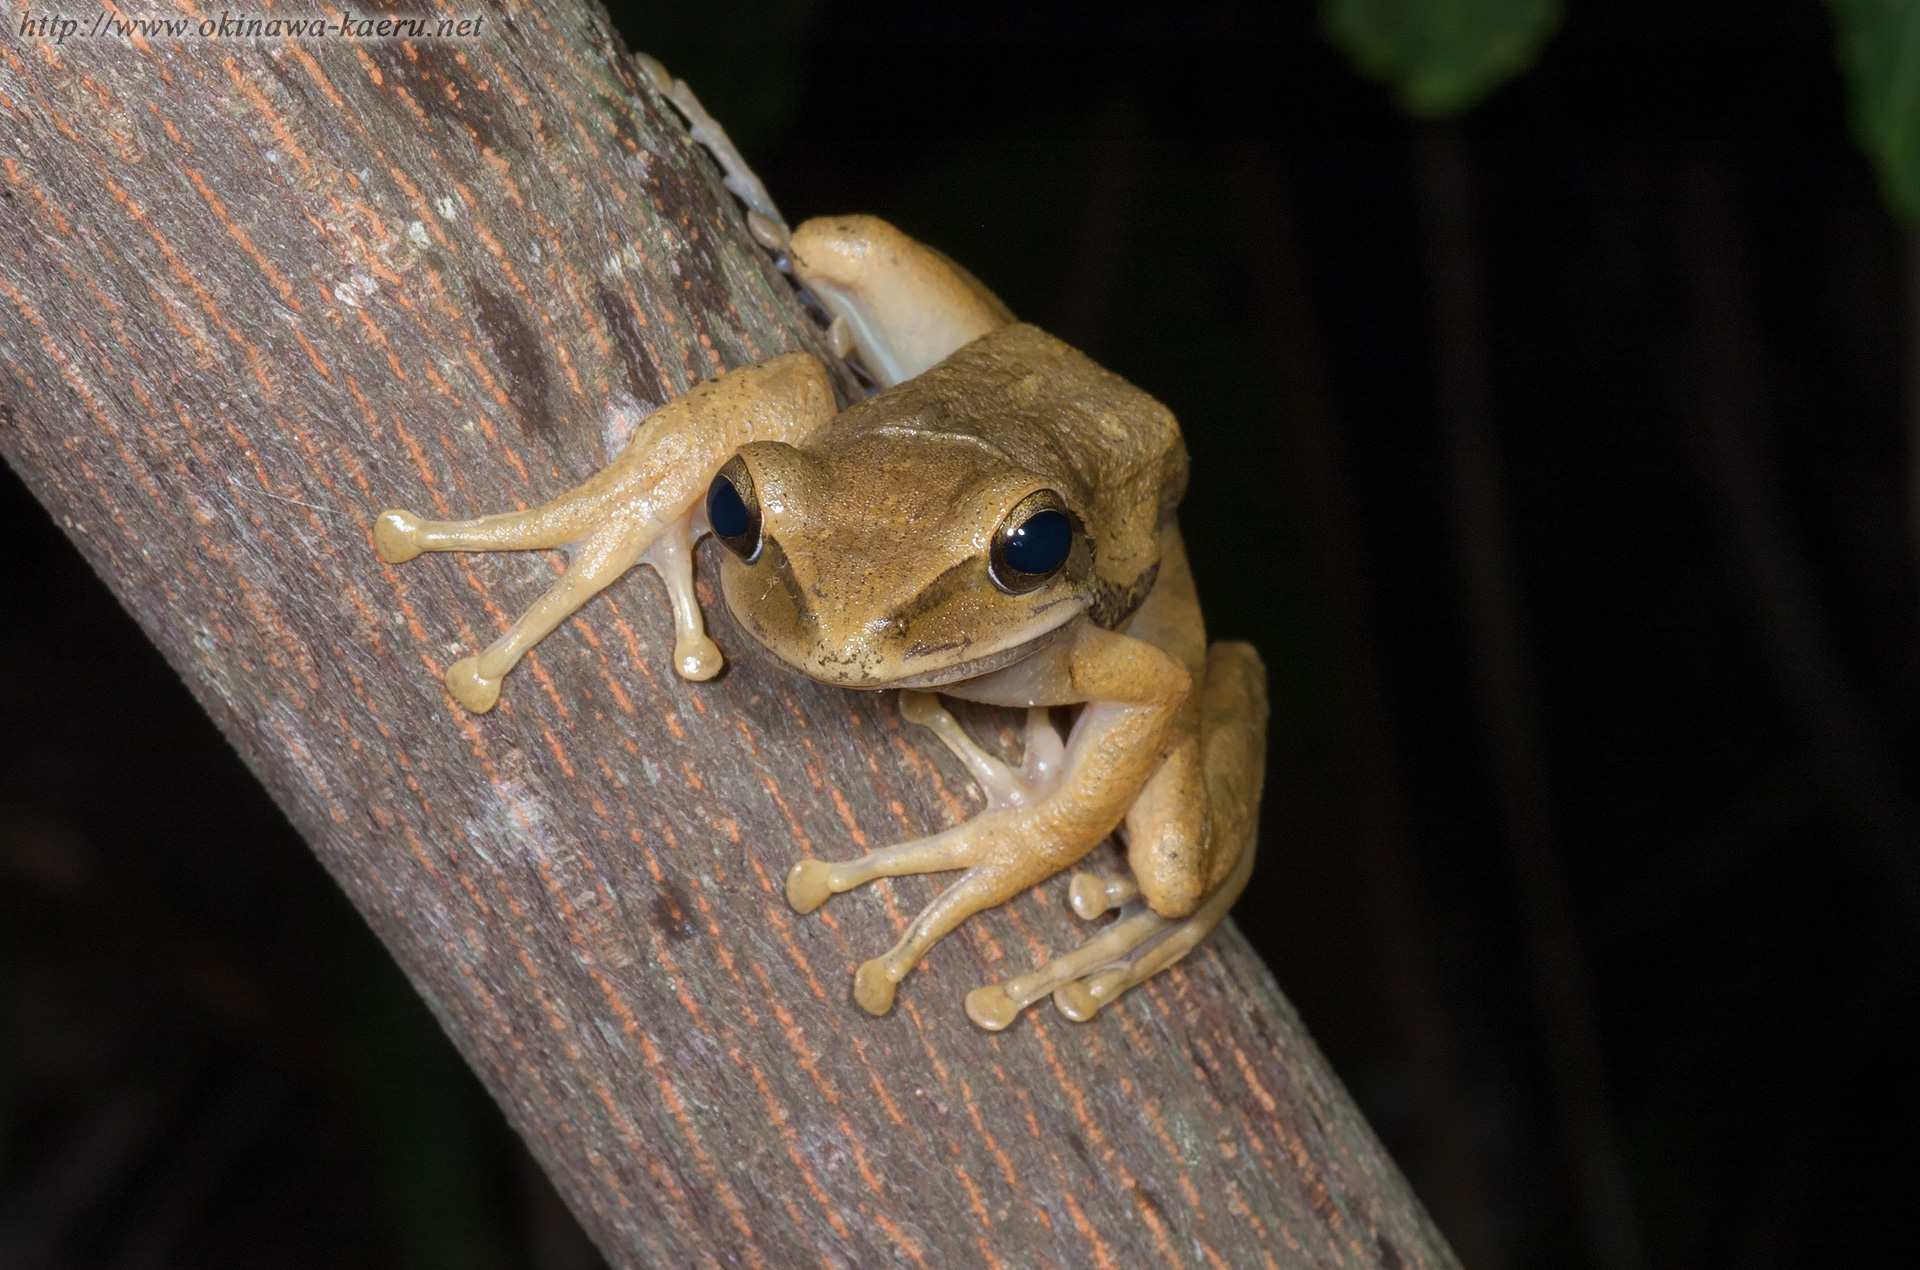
[708, 475, 750, 538]
[991, 498, 1074, 593]
[1004, 510, 1071, 575]
[707, 458, 762, 559]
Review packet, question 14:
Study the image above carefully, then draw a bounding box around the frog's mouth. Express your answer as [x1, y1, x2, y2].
[884, 616, 1081, 690]
[748, 603, 1083, 692]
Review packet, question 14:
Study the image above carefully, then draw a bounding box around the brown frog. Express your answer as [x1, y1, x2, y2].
[373, 214, 1267, 1030]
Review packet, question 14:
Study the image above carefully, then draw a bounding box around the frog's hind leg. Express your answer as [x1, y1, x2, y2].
[959, 527, 1267, 1030]
[1065, 641, 1268, 1022]
[633, 54, 789, 252]
[789, 216, 1013, 387]
[967, 640, 1267, 1029]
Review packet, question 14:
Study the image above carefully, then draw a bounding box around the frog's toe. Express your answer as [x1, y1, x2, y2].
[1069, 870, 1139, 919]
[445, 658, 503, 714]
[674, 632, 724, 681]
[896, 689, 942, 727]
[1053, 976, 1109, 1023]
[785, 858, 835, 914]
[825, 314, 857, 359]
[964, 983, 1022, 1032]
[853, 959, 899, 1016]
[747, 209, 789, 252]
[374, 509, 425, 563]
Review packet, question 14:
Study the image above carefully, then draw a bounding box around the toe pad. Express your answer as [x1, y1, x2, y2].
[374, 510, 425, 563]
[445, 658, 502, 713]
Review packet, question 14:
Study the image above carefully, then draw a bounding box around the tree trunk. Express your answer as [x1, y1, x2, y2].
[0, 8, 1458, 1266]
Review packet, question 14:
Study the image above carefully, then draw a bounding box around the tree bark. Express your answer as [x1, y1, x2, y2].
[0, 8, 1458, 1266]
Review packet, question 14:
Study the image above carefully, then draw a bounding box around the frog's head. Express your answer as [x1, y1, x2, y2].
[707, 429, 1093, 689]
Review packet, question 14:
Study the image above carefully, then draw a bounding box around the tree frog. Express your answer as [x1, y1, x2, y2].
[372, 211, 1267, 1031]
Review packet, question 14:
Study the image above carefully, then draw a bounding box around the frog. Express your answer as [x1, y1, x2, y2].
[372, 203, 1267, 1031]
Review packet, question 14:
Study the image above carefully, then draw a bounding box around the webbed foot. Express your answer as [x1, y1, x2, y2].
[785, 804, 1075, 1018]
[1051, 849, 1246, 1022]
[787, 627, 1201, 1021]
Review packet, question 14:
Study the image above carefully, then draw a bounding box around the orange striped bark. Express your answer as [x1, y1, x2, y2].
[0, 8, 1458, 1266]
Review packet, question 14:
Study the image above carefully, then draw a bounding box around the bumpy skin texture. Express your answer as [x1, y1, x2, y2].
[375, 216, 1267, 1029]
[720, 323, 1184, 689]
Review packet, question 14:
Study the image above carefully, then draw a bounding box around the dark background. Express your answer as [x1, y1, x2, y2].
[3, 1, 1915, 1266]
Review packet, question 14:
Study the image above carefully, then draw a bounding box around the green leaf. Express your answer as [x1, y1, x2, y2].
[1321, 0, 1564, 118]
[1828, 0, 1920, 223]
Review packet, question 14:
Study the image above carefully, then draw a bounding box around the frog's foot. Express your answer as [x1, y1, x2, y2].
[785, 808, 1090, 1017]
[386, 501, 717, 713]
[434, 518, 652, 713]
[967, 835, 1255, 1030]
[635, 53, 789, 251]
[374, 354, 834, 710]
[897, 693, 1064, 811]
[963, 903, 1168, 1031]
[791, 625, 1196, 1017]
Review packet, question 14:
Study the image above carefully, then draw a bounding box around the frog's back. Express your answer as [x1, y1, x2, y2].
[813, 323, 1187, 603]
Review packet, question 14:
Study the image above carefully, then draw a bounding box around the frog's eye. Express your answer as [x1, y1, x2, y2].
[707, 455, 763, 562]
[990, 490, 1074, 594]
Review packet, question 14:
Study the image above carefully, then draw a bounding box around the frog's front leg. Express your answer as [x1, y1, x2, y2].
[895, 694, 1066, 811]
[373, 353, 836, 712]
[785, 622, 1192, 1017]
